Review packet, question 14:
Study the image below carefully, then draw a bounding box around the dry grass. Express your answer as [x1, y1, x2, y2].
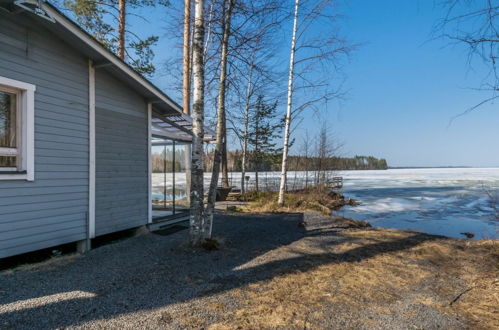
[209, 228, 499, 329]
[236, 189, 356, 215]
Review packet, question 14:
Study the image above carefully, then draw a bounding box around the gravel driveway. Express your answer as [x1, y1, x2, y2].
[0, 212, 493, 329]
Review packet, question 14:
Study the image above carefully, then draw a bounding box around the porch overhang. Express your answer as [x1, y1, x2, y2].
[151, 110, 215, 142]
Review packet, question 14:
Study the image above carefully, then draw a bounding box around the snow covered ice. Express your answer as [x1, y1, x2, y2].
[337, 168, 499, 239]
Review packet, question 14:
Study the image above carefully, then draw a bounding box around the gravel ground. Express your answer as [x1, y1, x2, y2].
[0, 212, 493, 329]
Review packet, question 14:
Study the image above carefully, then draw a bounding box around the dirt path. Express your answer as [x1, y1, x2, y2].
[1, 212, 497, 329]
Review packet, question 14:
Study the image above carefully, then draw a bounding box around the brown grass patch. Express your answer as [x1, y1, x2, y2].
[211, 229, 499, 329]
[238, 189, 357, 215]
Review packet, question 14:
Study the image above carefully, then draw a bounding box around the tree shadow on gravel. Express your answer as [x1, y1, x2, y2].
[0, 212, 442, 329]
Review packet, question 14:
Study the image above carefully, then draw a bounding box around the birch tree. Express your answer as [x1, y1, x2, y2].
[189, 0, 206, 246]
[182, 0, 192, 201]
[278, 0, 353, 205]
[204, 0, 234, 237]
[278, 0, 299, 206]
[183, 0, 192, 114]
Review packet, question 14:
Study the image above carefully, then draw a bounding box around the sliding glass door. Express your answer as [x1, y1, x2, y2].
[151, 137, 190, 220]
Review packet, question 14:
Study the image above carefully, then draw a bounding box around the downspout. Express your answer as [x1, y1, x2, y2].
[147, 103, 152, 223]
[88, 59, 96, 245]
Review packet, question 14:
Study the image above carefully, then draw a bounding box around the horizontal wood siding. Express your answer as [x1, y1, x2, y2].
[0, 13, 88, 258]
[95, 70, 148, 236]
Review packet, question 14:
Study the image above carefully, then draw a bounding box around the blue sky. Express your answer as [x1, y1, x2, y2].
[327, 0, 499, 167]
[130, 0, 499, 168]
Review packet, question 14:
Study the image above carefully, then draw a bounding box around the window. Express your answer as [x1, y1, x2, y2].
[0, 76, 35, 181]
[0, 87, 19, 169]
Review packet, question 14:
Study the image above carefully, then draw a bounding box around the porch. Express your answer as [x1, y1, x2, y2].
[149, 111, 214, 229]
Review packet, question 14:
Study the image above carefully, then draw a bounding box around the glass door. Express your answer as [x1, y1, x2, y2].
[174, 142, 190, 213]
[152, 138, 174, 218]
[151, 137, 190, 220]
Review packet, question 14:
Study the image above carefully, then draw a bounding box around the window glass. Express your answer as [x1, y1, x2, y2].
[152, 139, 174, 213]
[175, 142, 190, 212]
[0, 90, 17, 148]
[0, 90, 17, 169]
[0, 156, 16, 167]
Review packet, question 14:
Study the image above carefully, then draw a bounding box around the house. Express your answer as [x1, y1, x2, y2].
[0, 0, 203, 259]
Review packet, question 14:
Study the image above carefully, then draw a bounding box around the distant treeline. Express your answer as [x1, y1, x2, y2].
[154, 149, 388, 173]
[207, 152, 388, 172]
[286, 155, 388, 171]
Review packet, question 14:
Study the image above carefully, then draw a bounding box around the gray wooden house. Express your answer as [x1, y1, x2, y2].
[0, 0, 199, 259]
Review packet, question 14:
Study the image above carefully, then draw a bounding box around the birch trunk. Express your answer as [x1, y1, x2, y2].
[219, 1, 230, 189]
[118, 0, 126, 60]
[203, 2, 214, 62]
[221, 110, 229, 188]
[241, 52, 255, 197]
[183, 0, 191, 115]
[189, 0, 206, 246]
[183, 0, 192, 202]
[278, 0, 300, 206]
[204, 0, 233, 238]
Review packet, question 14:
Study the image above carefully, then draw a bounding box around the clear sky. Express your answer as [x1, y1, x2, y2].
[132, 0, 499, 168]
[327, 0, 499, 168]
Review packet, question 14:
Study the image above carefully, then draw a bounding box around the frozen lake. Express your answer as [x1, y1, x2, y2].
[153, 168, 499, 239]
[225, 168, 499, 239]
[336, 168, 499, 240]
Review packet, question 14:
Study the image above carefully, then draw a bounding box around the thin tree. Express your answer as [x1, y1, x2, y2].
[210, 0, 285, 191]
[240, 50, 256, 197]
[232, 1, 285, 196]
[189, 0, 206, 246]
[62, 0, 163, 75]
[278, 0, 299, 206]
[248, 95, 282, 191]
[118, 0, 126, 59]
[301, 131, 310, 188]
[278, 0, 353, 205]
[204, 0, 235, 238]
[182, 0, 192, 202]
[183, 0, 192, 114]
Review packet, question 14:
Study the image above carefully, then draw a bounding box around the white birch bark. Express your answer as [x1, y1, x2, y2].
[204, 0, 234, 238]
[183, 0, 191, 115]
[183, 0, 192, 202]
[189, 0, 206, 246]
[278, 0, 300, 206]
[203, 2, 214, 63]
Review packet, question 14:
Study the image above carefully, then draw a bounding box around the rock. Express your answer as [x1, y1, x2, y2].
[329, 191, 345, 200]
[347, 198, 359, 206]
[357, 220, 371, 228]
[342, 218, 371, 228]
[460, 232, 475, 239]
